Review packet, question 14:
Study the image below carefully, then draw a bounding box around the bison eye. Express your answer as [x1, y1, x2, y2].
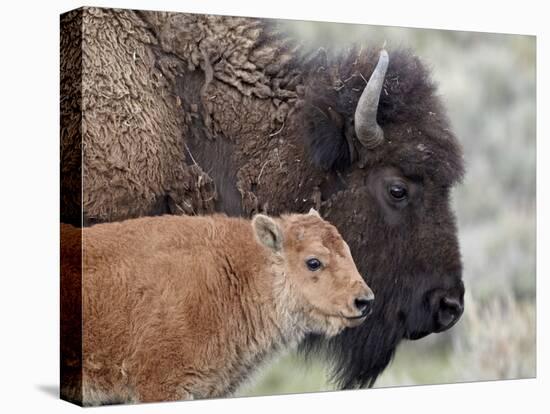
[306, 258, 322, 271]
[389, 184, 408, 201]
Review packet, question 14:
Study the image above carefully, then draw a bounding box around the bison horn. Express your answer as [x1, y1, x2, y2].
[354, 49, 389, 149]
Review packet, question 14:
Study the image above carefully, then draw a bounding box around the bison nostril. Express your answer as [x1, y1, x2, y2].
[354, 296, 374, 315]
[436, 296, 464, 330]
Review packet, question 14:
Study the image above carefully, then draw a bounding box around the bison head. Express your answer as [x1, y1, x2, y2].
[300, 48, 465, 388]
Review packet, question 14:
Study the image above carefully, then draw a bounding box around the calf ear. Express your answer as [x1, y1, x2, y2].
[252, 214, 283, 253]
[308, 208, 321, 218]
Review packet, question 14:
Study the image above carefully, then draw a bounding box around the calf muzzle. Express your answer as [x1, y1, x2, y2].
[354, 296, 374, 317]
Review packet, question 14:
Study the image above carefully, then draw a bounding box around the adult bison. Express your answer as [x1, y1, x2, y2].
[61, 8, 465, 389]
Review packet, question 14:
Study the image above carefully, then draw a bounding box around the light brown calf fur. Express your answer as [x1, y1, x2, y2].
[60, 210, 373, 405]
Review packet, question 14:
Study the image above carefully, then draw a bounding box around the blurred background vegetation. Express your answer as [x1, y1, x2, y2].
[239, 20, 536, 397]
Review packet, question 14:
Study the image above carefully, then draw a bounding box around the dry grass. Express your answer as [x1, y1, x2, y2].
[451, 294, 536, 382]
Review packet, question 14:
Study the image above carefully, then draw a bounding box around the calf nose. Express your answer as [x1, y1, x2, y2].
[354, 295, 374, 316]
[435, 295, 464, 331]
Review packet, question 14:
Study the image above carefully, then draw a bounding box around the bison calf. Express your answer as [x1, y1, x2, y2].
[61, 210, 373, 405]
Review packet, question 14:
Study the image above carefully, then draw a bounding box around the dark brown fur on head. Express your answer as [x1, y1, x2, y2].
[298, 47, 465, 388]
[302, 47, 464, 185]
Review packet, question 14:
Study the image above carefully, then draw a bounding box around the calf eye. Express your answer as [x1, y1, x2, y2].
[306, 258, 322, 271]
[389, 184, 408, 201]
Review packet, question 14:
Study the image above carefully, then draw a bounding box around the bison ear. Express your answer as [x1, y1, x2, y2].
[252, 214, 283, 253]
[308, 208, 321, 218]
[303, 102, 352, 171]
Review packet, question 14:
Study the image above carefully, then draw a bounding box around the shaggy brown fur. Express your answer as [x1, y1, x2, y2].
[60, 10, 82, 225]
[61, 8, 217, 225]
[60, 211, 372, 405]
[61, 8, 314, 223]
[60, 7, 465, 389]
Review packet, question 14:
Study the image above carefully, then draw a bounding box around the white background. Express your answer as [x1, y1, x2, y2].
[0, 0, 547, 412]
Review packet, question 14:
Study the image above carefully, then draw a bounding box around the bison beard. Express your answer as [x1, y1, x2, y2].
[304, 319, 399, 388]
[61, 9, 466, 391]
